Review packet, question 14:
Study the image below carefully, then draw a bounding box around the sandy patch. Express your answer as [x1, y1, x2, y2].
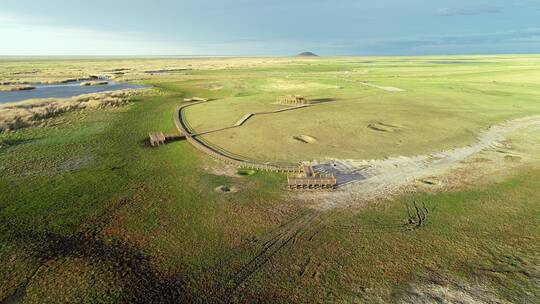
[203, 163, 240, 177]
[398, 277, 508, 304]
[304, 115, 540, 209]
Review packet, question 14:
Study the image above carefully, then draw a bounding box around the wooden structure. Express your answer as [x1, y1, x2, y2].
[276, 95, 310, 105]
[287, 164, 337, 190]
[303, 164, 315, 177]
[234, 113, 254, 127]
[148, 132, 185, 147]
[149, 132, 166, 147]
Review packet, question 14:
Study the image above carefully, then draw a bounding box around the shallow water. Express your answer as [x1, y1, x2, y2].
[0, 81, 148, 103]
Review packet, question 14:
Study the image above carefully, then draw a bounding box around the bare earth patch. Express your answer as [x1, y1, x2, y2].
[305, 115, 540, 209]
[203, 163, 241, 177]
[398, 277, 507, 304]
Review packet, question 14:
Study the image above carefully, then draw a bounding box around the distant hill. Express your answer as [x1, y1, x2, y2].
[297, 52, 319, 57]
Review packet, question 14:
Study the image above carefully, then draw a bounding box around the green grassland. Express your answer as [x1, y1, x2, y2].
[0, 56, 539, 303]
[175, 56, 540, 163]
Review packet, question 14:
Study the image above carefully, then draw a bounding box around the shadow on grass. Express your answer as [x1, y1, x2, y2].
[0, 223, 203, 304]
[0, 138, 42, 151]
[1, 187, 205, 303]
[311, 98, 335, 104]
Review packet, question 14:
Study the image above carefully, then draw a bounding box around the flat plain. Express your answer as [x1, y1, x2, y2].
[0, 56, 539, 303]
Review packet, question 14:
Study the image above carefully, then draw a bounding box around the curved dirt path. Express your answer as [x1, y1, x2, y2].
[308, 115, 540, 209]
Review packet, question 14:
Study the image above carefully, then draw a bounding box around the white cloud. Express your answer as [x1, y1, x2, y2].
[436, 6, 500, 16]
[0, 12, 22, 23]
[0, 12, 194, 55]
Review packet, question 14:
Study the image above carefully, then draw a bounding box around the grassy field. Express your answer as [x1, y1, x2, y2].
[0, 56, 539, 303]
[178, 56, 540, 163]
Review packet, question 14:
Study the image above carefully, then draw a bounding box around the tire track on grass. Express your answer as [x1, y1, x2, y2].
[218, 210, 321, 302]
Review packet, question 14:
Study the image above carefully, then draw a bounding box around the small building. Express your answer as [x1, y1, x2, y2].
[277, 95, 310, 105]
[287, 164, 337, 190]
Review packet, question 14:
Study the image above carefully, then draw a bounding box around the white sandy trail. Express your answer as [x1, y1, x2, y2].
[357, 82, 405, 92]
[308, 116, 540, 209]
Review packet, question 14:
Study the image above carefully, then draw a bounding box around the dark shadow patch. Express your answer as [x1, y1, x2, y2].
[0, 225, 198, 304]
[143, 135, 185, 148]
[140, 138, 153, 148]
[0, 138, 42, 150]
[313, 164, 365, 186]
[0, 188, 205, 304]
[310, 98, 335, 104]
[1, 229, 196, 303]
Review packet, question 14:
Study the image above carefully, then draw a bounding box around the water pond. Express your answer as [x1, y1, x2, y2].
[0, 81, 148, 104]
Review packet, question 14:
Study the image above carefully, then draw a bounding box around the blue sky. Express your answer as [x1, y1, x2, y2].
[1, 0, 540, 56]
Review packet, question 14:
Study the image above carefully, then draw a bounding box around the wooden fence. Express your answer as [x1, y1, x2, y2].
[287, 176, 337, 190]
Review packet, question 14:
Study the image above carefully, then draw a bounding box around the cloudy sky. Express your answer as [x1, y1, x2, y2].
[1, 0, 540, 56]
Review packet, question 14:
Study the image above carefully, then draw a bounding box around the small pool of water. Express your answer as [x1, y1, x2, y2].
[0, 81, 148, 104]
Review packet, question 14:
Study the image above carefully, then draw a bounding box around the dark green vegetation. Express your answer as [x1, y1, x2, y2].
[1, 56, 539, 303]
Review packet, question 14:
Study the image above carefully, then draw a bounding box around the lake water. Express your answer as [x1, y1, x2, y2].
[0, 81, 148, 104]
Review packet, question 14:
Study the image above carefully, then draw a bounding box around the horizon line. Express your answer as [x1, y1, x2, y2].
[1, 52, 540, 60]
